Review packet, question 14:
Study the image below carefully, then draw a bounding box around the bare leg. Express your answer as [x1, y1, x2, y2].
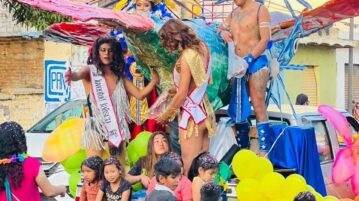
[179, 122, 207, 176]
[201, 130, 209, 153]
[248, 68, 269, 122]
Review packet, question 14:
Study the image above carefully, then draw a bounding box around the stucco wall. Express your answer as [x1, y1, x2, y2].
[284, 45, 337, 106]
[336, 47, 359, 109]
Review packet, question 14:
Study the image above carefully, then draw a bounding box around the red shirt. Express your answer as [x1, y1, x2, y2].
[80, 180, 103, 201]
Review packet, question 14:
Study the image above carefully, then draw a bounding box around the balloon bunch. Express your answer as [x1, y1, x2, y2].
[42, 118, 87, 197]
[232, 149, 339, 201]
[318, 105, 359, 195]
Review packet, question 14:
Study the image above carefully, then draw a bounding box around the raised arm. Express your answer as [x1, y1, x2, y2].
[250, 6, 271, 59]
[65, 66, 90, 85]
[123, 68, 159, 100]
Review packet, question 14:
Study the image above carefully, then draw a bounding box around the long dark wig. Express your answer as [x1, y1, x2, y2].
[0, 121, 27, 190]
[88, 36, 125, 78]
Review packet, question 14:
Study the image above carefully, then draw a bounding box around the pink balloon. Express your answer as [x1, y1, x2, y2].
[318, 105, 352, 146]
[332, 148, 354, 183]
[351, 149, 359, 195]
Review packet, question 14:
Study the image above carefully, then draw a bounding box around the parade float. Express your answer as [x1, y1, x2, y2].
[11, 0, 359, 199]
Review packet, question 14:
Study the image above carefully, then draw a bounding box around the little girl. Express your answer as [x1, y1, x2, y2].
[80, 156, 103, 201]
[188, 152, 219, 201]
[96, 157, 131, 201]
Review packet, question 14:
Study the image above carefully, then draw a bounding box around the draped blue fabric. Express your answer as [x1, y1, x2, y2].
[227, 77, 251, 123]
[268, 124, 327, 196]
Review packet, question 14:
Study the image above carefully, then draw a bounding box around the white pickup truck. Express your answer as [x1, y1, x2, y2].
[26, 99, 86, 201]
[222, 104, 359, 199]
[26, 100, 359, 200]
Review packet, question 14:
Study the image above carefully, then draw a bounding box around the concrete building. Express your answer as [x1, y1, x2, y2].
[283, 28, 358, 108]
[0, 1, 88, 129]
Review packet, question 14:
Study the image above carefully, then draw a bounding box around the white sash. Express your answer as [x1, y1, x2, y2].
[173, 60, 211, 129]
[89, 65, 123, 147]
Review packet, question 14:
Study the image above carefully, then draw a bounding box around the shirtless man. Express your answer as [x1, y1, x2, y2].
[217, 0, 271, 155]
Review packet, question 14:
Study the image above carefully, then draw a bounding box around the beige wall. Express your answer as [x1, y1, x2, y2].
[0, 37, 44, 89]
[285, 45, 337, 106]
[0, 37, 45, 129]
[44, 41, 72, 60]
[0, 39, 82, 129]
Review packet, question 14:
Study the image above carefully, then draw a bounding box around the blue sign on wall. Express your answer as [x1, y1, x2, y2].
[44, 60, 70, 102]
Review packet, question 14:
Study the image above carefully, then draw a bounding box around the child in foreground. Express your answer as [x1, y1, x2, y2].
[146, 158, 181, 201]
[147, 152, 192, 201]
[200, 181, 222, 201]
[95, 157, 131, 201]
[188, 152, 219, 201]
[80, 156, 103, 201]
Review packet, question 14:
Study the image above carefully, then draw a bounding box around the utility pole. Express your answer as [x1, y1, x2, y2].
[348, 17, 354, 112]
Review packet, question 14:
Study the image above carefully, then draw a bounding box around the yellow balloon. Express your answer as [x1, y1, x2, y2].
[283, 174, 308, 200]
[287, 174, 307, 185]
[314, 192, 325, 201]
[271, 198, 292, 201]
[42, 118, 85, 162]
[236, 178, 265, 201]
[232, 150, 259, 180]
[307, 185, 315, 192]
[254, 157, 273, 180]
[324, 196, 340, 201]
[260, 172, 285, 199]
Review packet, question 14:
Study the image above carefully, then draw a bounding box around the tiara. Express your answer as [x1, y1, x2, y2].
[199, 153, 218, 169]
[0, 153, 28, 165]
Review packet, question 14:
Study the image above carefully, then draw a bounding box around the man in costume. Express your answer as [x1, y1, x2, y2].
[217, 0, 271, 155]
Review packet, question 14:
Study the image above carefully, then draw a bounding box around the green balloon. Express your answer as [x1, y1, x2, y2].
[61, 149, 86, 174]
[132, 182, 143, 192]
[133, 131, 151, 157]
[69, 172, 81, 197]
[127, 131, 151, 165]
[127, 143, 141, 166]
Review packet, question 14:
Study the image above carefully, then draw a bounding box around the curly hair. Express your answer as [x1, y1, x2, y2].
[142, 131, 172, 177]
[159, 19, 203, 54]
[0, 121, 27, 190]
[90, 36, 125, 78]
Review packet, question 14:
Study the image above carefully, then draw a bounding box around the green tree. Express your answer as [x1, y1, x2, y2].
[1, 0, 71, 30]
